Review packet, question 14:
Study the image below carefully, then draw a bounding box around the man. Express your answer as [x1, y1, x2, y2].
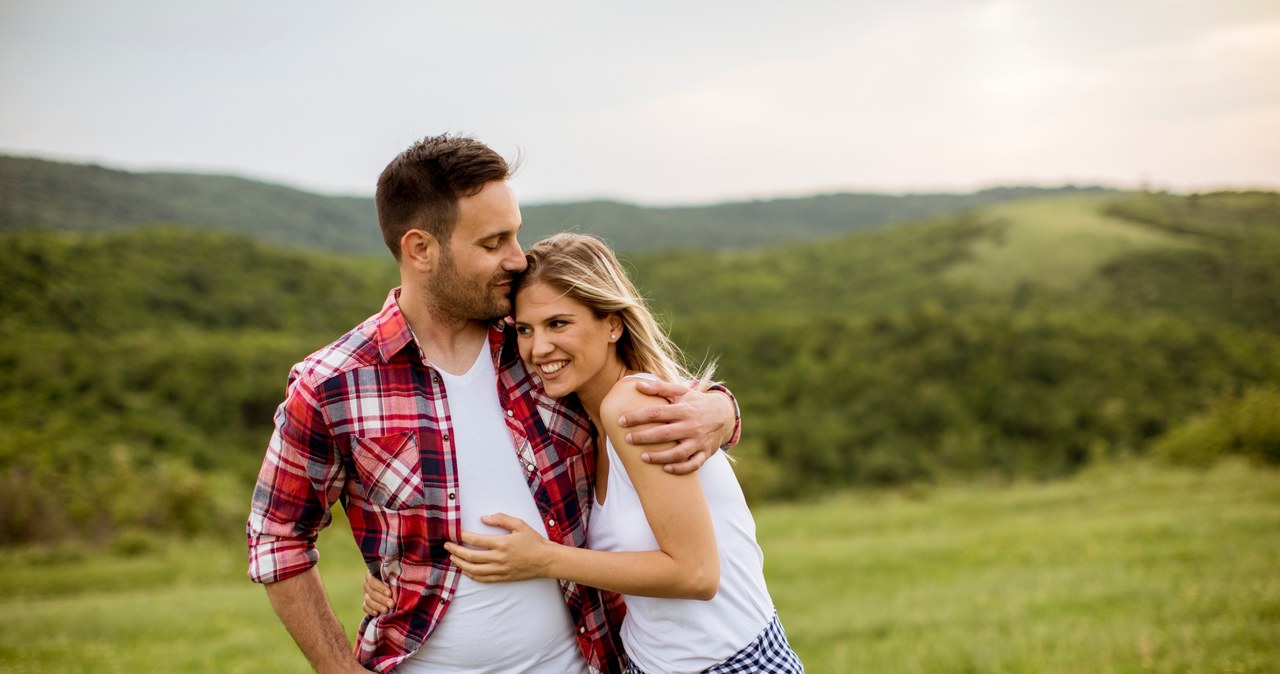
[247, 134, 739, 674]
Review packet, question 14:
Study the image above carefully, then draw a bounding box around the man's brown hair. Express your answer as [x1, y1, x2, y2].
[375, 134, 513, 260]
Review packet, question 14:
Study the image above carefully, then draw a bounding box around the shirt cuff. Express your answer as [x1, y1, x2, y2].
[707, 383, 742, 450]
[247, 528, 320, 584]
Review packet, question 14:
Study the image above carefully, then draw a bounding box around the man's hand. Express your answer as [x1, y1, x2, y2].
[616, 380, 735, 475]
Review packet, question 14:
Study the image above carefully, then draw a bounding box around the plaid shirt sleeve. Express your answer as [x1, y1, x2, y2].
[246, 368, 346, 584]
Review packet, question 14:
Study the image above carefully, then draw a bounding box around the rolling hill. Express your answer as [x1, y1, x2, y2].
[1, 173, 1277, 545]
[618, 192, 1280, 491]
[1, 154, 1112, 253]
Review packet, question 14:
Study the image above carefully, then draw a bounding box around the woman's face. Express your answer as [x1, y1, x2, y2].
[514, 281, 622, 401]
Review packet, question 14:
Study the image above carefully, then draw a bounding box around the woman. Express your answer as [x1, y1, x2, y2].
[365, 233, 802, 673]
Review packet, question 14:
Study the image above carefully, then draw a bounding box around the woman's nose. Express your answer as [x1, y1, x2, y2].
[530, 330, 553, 356]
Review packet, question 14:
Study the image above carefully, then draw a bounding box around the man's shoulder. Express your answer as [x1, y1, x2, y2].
[289, 315, 384, 389]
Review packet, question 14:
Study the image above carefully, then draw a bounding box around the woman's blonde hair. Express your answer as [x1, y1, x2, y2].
[517, 233, 715, 389]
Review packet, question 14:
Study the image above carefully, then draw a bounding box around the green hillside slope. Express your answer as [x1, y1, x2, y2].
[520, 187, 1112, 251]
[942, 195, 1200, 294]
[1, 191, 1277, 546]
[0, 227, 396, 335]
[1, 154, 1112, 253]
[630, 191, 1278, 329]
[625, 192, 1280, 494]
[0, 156, 377, 253]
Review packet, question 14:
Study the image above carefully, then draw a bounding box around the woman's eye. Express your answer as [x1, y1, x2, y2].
[515, 326, 531, 336]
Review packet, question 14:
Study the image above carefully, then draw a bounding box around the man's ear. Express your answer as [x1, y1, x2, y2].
[401, 229, 440, 274]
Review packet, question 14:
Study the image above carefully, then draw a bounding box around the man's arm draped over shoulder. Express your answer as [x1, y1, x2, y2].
[616, 381, 741, 474]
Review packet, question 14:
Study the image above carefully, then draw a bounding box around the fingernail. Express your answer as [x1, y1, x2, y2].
[640, 453, 651, 463]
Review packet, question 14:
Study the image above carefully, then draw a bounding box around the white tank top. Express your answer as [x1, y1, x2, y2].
[399, 349, 588, 674]
[585, 375, 774, 674]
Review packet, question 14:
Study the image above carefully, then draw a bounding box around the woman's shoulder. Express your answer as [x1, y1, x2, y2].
[600, 374, 670, 432]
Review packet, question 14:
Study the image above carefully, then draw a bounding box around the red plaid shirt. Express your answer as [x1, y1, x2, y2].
[248, 289, 740, 673]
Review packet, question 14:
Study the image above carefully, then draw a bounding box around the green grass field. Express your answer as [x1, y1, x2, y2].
[945, 195, 1201, 296]
[1, 460, 1276, 673]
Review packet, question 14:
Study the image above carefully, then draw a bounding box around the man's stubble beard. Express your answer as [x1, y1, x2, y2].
[423, 250, 513, 322]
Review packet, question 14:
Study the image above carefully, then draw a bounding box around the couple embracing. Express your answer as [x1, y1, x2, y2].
[247, 135, 802, 674]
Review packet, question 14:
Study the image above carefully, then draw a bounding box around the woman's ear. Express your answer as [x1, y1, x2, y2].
[401, 229, 439, 274]
[608, 314, 624, 341]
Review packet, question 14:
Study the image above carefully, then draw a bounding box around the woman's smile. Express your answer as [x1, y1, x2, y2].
[514, 281, 623, 411]
[539, 360, 568, 375]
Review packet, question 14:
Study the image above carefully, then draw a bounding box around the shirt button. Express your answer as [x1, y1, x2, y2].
[447, 492, 456, 500]
[505, 409, 514, 417]
[547, 519, 556, 528]
[526, 464, 535, 472]
[578, 626, 585, 634]
[432, 375, 440, 383]
[443, 434, 450, 442]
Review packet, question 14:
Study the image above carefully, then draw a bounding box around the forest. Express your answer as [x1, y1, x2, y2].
[1, 166, 1278, 546]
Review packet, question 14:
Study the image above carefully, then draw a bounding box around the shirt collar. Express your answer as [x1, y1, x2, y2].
[374, 287, 513, 367]
[374, 288, 416, 363]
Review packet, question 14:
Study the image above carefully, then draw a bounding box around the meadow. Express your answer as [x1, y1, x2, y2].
[1, 459, 1275, 673]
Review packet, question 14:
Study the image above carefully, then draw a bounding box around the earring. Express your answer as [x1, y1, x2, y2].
[610, 334, 617, 341]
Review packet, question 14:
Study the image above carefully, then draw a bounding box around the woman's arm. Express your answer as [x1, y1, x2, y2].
[445, 380, 720, 600]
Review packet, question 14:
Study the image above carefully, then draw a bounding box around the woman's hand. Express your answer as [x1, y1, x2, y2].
[444, 513, 556, 583]
[362, 573, 394, 617]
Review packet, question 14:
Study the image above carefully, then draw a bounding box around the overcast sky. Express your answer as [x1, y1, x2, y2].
[2, 0, 1278, 204]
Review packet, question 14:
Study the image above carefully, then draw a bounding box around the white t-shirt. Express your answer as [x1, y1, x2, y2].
[398, 349, 589, 674]
[585, 375, 774, 674]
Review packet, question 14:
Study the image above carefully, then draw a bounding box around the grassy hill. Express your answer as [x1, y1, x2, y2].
[0, 154, 1112, 253]
[625, 191, 1280, 494]
[942, 195, 1199, 295]
[1, 190, 1277, 545]
[519, 186, 1113, 251]
[628, 191, 1280, 336]
[0, 156, 377, 253]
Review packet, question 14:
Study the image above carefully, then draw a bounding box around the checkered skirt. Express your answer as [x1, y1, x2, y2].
[623, 610, 803, 674]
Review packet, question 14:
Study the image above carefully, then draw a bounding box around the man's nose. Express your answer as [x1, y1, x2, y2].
[503, 239, 527, 272]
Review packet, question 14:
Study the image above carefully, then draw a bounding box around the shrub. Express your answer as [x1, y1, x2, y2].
[1153, 387, 1280, 467]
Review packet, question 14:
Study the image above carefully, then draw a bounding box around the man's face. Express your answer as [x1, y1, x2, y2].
[425, 180, 527, 321]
